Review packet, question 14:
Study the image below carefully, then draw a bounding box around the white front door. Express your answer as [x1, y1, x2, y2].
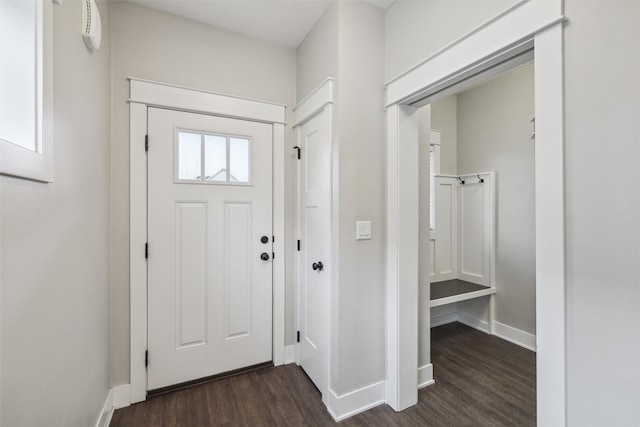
[147, 107, 273, 390]
[297, 109, 331, 401]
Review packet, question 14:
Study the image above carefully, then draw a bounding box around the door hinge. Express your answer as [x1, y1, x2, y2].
[272, 235, 275, 243]
[145, 134, 149, 152]
[297, 240, 300, 251]
[145, 243, 149, 259]
[272, 252, 275, 259]
[296, 331, 300, 343]
[293, 146, 301, 160]
[145, 350, 149, 367]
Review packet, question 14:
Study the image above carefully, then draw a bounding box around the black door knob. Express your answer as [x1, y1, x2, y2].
[312, 261, 324, 271]
[261, 252, 270, 261]
[261, 236, 269, 244]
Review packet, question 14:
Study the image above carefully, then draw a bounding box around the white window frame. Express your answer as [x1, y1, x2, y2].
[0, 0, 54, 183]
[385, 1, 567, 424]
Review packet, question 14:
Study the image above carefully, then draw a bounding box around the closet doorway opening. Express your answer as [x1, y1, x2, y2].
[418, 61, 537, 423]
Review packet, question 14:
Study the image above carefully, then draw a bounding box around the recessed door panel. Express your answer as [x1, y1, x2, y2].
[175, 201, 207, 349]
[225, 202, 252, 339]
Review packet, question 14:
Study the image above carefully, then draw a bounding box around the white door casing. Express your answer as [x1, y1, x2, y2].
[129, 78, 286, 403]
[385, 1, 566, 424]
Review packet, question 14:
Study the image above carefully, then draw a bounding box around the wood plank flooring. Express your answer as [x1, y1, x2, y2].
[110, 322, 535, 426]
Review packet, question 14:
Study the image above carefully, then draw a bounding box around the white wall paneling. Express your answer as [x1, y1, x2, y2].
[129, 79, 286, 404]
[385, 1, 566, 421]
[457, 172, 495, 287]
[431, 176, 458, 282]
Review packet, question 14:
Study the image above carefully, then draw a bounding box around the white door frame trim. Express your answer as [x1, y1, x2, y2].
[129, 78, 287, 403]
[384, 1, 567, 425]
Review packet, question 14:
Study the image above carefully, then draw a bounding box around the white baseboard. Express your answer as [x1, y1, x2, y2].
[493, 321, 537, 352]
[417, 364, 434, 389]
[327, 381, 386, 422]
[112, 384, 131, 409]
[94, 388, 114, 427]
[430, 311, 458, 328]
[94, 384, 131, 427]
[457, 312, 491, 334]
[284, 345, 295, 364]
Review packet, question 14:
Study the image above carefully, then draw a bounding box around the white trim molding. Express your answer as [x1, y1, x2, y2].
[327, 382, 386, 422]
[284, 345, 295, 364]
[129, 79, 287, 404]
[418, 364, 434, 389]
[385, 1, 566, 424]
[293, 78, 334, 127]
[93, 384, 131, 427]
[494, 321, 537, 352]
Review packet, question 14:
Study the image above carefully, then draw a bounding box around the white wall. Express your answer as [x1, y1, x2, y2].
[335, 0, 386, 395]
[385, 0, 517, 80]
[563, 1, 640, 424]
[0, 1, 111, 425]
[296, 1, 338, 103]
[386, 1, 640, 423]
[297, 0, 386, 396]
[430, 95, 458, 176]
[457, 63, 536, 335]
[110, 1, 297, 386]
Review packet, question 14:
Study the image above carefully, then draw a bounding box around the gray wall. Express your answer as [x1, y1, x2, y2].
[384, 0, 517, 80]
[296, 0, 338, 102]
[110, 1, 297, 386]
[564, 1, 640, 424]
[386, 0, 640, 423]
[431, 95, 458, 176]
[0, 1, 112, 425]
[297, 0, 386, 395]
[335, 1, 386, 394]
[457, 63, 536, 335]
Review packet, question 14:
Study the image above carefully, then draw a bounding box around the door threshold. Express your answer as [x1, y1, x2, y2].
[147, 361, 274, 398]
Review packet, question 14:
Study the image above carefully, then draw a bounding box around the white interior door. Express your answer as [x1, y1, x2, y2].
[297, 109, 331, 401]
[147, 107, 273, 390]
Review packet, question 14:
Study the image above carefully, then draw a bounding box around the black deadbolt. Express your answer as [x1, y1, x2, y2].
[261, 252, 270, 261]
[261, 236, 269, 244]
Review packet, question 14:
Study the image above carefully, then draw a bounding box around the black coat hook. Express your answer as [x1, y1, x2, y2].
[477, 175, 484, 183]
[458, 177, 465, 185]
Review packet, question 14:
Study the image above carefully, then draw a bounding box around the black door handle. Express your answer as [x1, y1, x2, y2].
[261, 252, 270, 261]
[312, 261, 324, 271]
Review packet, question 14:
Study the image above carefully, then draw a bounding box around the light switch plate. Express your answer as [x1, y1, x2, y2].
[356, 221, 372, 240]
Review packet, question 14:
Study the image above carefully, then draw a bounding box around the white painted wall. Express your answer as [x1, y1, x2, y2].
[385, 0, 517, 80]
[296, 0, 339, 103]
[563, 1, 640, 424]
[297, 0, 386, 397]
[457, 63, 535, 335]
[386, 1, 640, 423]
[430, 95, 458, 176]
[335, 1, 386, 395]
[110, 1, 297, 386]
[0, 1, 111, 425]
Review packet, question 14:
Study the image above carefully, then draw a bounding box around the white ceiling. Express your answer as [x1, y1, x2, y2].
[127, 0, 394, 48]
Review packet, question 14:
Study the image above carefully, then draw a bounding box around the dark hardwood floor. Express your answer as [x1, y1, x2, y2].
[110, 322, 535, 426]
